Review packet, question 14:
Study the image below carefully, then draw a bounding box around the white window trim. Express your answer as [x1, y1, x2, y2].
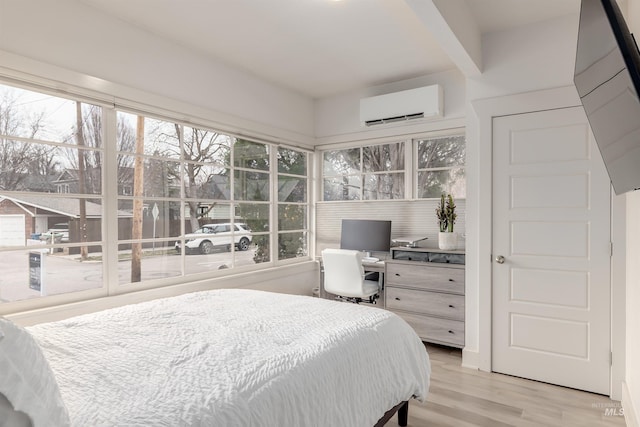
[317, 128, 465, 203]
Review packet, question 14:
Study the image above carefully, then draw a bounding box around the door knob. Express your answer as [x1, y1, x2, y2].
[495, 255, 505, 264]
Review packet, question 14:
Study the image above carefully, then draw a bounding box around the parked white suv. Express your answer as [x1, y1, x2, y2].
[175, 223, 252, 254]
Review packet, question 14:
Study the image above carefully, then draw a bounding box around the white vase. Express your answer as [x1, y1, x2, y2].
[438, 232, 458, 250]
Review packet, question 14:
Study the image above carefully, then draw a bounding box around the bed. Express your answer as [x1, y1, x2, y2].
[0, 289, 430, 427]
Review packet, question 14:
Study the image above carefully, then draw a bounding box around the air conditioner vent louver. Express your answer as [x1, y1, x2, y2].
[359, 85, 443, 127]
[364, 112, 425, 127]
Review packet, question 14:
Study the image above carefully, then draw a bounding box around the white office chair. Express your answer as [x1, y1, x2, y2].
[321, 248, 380, 304]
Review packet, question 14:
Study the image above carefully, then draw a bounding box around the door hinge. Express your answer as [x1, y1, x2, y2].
[610, 242, 613, 257]
[610, 351, 613, 366]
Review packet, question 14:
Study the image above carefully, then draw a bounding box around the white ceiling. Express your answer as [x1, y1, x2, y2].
[78, 0, 580, 99]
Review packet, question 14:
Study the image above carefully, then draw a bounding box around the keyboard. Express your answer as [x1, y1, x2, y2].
[362, 256, 380, 263]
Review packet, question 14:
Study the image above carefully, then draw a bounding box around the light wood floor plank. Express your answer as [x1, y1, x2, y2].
[398, 344, 626, 427]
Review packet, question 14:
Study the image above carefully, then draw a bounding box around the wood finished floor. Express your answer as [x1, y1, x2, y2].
[400, 344, 627, 427]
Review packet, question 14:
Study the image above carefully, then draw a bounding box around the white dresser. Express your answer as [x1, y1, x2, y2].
[384, 248, 465, 348]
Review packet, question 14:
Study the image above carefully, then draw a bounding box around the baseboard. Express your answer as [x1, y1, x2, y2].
[461, 347, 480, 370]
[623, 381, 639, 427]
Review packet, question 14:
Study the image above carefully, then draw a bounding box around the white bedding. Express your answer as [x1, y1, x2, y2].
[27, 289, 430, 427]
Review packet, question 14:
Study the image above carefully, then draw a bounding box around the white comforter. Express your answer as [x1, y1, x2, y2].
[28, 289, 430, 427]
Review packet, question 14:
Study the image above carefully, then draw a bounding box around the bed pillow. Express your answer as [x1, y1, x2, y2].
[0, 318, 70, 427]
[0, 392, 32, 427]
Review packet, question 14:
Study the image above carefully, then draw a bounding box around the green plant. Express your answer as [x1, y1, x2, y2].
[436, 193, 457, 232]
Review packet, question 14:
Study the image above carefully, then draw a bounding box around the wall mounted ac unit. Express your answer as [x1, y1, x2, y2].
[359, 84, 443, 127]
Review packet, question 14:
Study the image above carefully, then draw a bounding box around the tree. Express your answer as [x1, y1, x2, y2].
[233, 139, 271, 263]
[362, 143, 404, 199]
[131, 116, 145, 282]
[322, 148, 360, 201]
[145, 122, 230, 231]
[75, 101, 89, 261]
[416, 136, 465, 198]
[275, 147, 308, 260]
[322, 143, 405, 200]
[0, 87, 58, 190]
[77, 104, 102, 194]
[115, 114, 137, 200]
[60, 107, 139, 198]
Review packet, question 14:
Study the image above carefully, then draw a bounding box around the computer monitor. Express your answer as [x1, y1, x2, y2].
[340, 219, 391, 256]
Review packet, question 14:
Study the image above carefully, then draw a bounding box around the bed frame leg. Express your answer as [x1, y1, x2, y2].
[398, 401, 409, 426]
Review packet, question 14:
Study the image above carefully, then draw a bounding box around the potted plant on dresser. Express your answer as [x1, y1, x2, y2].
[436, 193, 458, 250]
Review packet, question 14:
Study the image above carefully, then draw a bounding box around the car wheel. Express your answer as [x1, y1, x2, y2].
[238, 237, 250, 251]
[200, 241, 214, 254]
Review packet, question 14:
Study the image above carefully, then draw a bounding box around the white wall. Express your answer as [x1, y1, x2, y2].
[467, 15, 579, 99]
[624, 1, 640, 423]
[0, 0, 315, 146]
[314, 68, 466, 144]
[625, 193, 640, 425]
[465, 14, 583, 368]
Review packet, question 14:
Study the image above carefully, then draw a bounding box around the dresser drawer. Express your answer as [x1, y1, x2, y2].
[393, 250, 465, 264]
[392, 311, 464, 347]
[385, 287, 464, 320]
[386, 262, 464, 294]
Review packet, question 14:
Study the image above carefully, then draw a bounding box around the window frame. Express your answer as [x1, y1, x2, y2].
[320, 140, 407, 201]
[0, 79, 312, 313]
[318, 129, 466, 203]
[276, 146, 310, 262]
[414, 133, 466, 200]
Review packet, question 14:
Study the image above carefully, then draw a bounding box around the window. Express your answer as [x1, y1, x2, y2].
[234, 138, 271, 264]
[416, 135, 465, 199]
[322, 142, 404, 201]
[0, 83, 104, 302]
[320, 134, 465, 201]
[277, 147, 308, 260]
[0, 81, 311, 308]
[116, 113, 188, 283]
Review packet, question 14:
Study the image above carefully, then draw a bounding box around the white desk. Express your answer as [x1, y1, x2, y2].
[361, 259, 385, 272]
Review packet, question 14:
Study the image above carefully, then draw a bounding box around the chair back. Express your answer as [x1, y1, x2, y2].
[322, 248, 367, 298]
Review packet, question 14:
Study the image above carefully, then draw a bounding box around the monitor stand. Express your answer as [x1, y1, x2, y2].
[362, 251, 379, 263]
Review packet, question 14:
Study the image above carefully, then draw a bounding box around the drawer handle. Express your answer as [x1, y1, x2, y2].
[395, 297, 401, 301]
[448, 304, 454, 308]
[448, 330, 454, 334]
[395, 273, 401, 276]
[448, 278, 454, 282]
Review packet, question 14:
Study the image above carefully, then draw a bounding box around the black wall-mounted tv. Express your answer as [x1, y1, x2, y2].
[574, 0, 640, 194]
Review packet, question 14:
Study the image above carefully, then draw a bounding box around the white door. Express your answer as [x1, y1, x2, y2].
[492, 107, 611, 394]
[0, 214, 26, 246]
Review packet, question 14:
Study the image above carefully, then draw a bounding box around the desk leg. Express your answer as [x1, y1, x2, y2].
[379, 272, 385, 308]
